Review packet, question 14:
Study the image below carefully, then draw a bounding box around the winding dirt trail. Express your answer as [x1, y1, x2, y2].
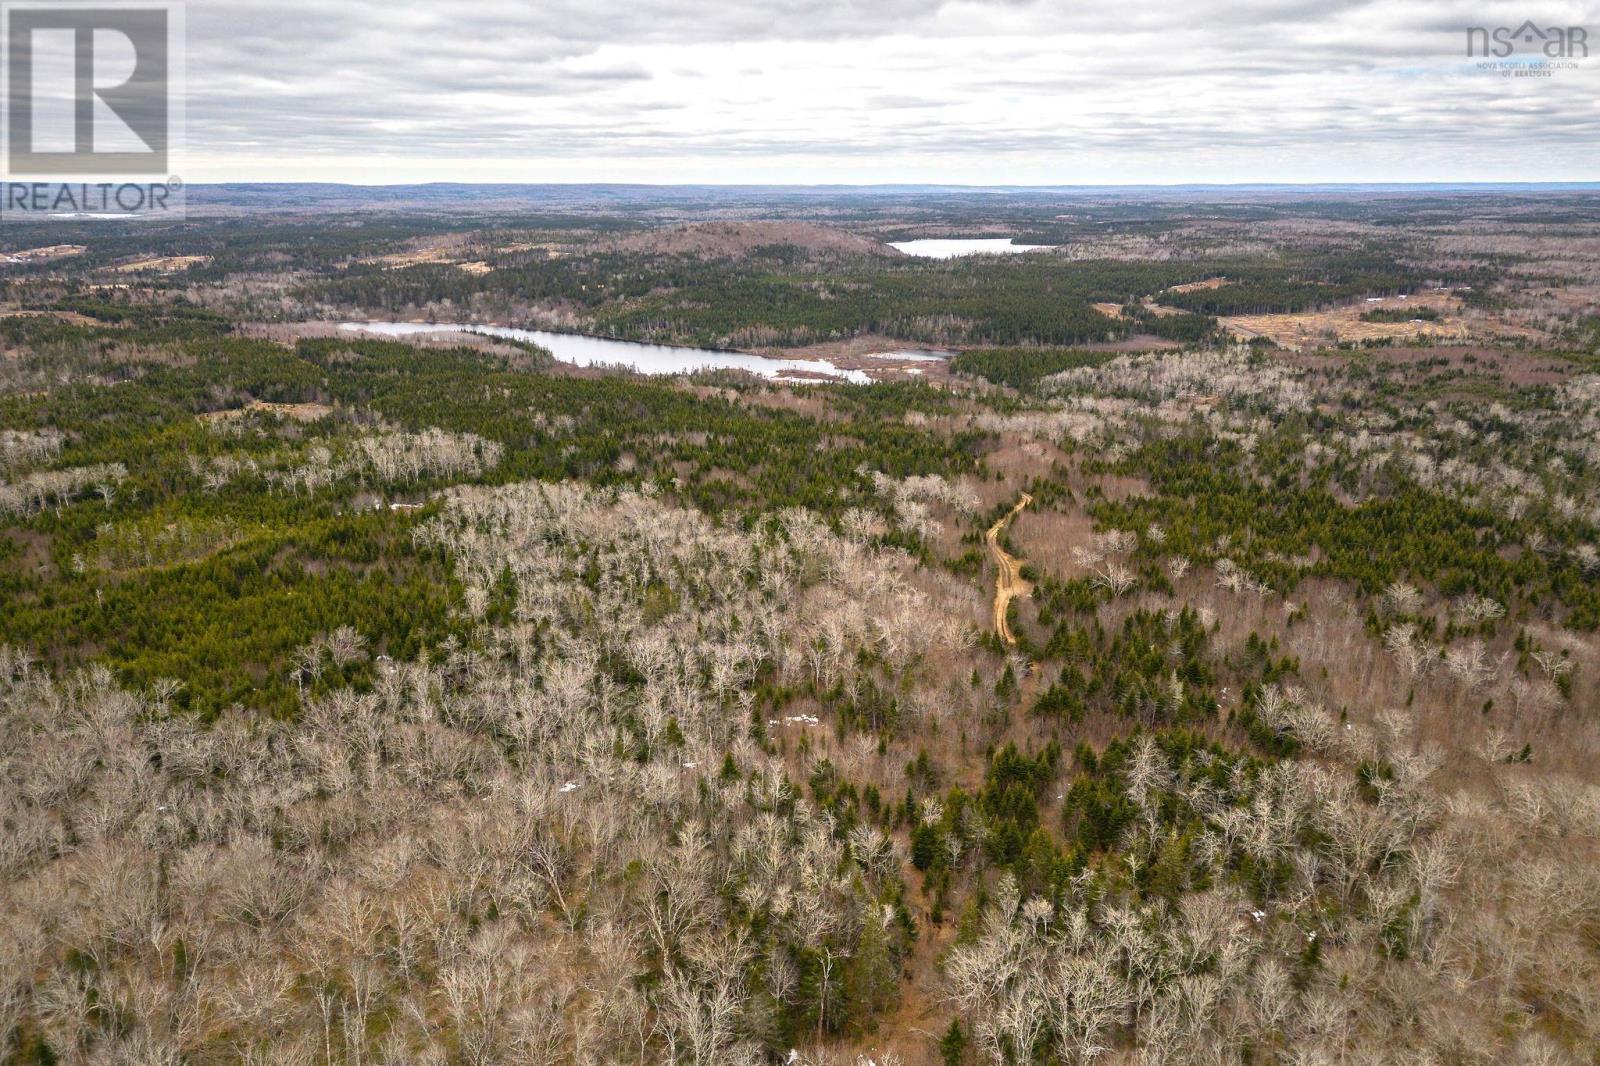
[986, 493, 1033, 644]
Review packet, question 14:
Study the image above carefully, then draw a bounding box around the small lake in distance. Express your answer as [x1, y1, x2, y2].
[889, 238, 1049, 259]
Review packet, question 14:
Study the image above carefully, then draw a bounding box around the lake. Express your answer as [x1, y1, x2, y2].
[339, 323, 947, 384]
[889, 238, 1049, 259]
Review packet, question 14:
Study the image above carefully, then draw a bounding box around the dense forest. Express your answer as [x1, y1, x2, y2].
[286, 252, 1224, 349]
[3, 194, 1600, 1065]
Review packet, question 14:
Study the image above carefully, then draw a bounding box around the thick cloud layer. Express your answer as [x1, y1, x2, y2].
[181, 0, 1600, 182]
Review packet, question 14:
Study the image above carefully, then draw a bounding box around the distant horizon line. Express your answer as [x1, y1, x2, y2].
[189, 180, 1600, 190]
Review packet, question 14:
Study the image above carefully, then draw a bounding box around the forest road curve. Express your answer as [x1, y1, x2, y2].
[986, 493, 1033, 645]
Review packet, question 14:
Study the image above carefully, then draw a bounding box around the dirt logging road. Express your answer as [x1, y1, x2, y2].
[986, 493, 1033, 644]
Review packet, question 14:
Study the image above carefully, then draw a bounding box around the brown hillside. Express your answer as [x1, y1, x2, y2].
[608, 220, 900, 259]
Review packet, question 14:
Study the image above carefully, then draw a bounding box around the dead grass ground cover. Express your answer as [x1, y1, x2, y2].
[110, 255, 211, 274]
[1, 244, 85, 264]
[198, 400, 335, 423]
[1218, 292, 1470, 350]
[1165, 276, 1229, 293]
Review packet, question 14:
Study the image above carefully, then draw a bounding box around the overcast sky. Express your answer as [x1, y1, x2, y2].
[182, 0, 1600, 184]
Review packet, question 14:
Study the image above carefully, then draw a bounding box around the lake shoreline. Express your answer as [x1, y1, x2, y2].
[888, 237, 1052, 258]
[333, 321, 950, 385]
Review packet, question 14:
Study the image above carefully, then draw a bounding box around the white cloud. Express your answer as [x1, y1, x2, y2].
[183, 0, 1600, 182]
